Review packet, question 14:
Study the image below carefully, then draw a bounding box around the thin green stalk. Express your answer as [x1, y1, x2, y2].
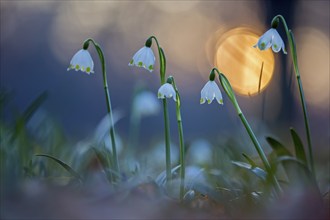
[148, 36, 172, 181]
[83, 38, 120, 180]
[212, 68, 282, 196]
[238, 113, 281, 195]
[169, 76, 185, 201]
[272, 15, 314, 176]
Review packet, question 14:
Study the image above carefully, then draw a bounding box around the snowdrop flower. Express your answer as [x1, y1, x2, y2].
[67, 49, 94, 74]
[129, 46, 155, 72]
[253, 28, 287, 54]
[200, 80, 223, 104]
[158, 83, 177, 101]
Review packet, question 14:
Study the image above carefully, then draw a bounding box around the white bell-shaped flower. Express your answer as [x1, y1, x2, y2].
[129, 46, 155, 72]
[200, 81, 223, 105]
[67, 49, 94, 74]
[158, 83, 177, 102]
[253, 28, 287, 54]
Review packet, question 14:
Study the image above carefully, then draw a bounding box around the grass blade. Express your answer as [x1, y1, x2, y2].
[266, 137, 292, 157]
[275, 155, 317, 188]
[36, 154, 83, 183]
[23, 91, 48, 122]
[242, 153, 257, 168]
[231, 161, 267, 181]
[290, 127, 308, 166]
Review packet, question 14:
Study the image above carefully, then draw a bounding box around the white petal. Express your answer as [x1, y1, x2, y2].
[200, 81, 213, 104]
[173, 93, 177, 102]
[158, 83, 176, 101]
[214, 86, 223, 105]
[145, 48, 155, 72]
[132, 47, 145, 63]
[206, 81, 218, 104]
[281, 42, 287, 54]
[256, 29, 274, 51]
[271, 29, 284, 53]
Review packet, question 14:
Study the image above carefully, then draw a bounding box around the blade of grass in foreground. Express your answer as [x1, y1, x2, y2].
[231, 161, 267, 181]
[36, 154, 83, 183]
[266, 137, 292, 157]
[290, 128, 308, 166]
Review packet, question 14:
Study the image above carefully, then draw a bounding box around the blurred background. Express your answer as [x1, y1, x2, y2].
[1, 0, 329, 160]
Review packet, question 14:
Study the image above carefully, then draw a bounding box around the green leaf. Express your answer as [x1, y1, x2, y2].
[290, 127, 307, 165]
[23, 91, 48, 122]
[36, 154, 83, 183]
[231, 161, 267, 181]
[91, 147, 120, 183]
[275, 156, 307, 168]
[275, 156, 316, 188]
[218, 73, 240, 112]
[242, 153, 257, 168]
[266, 137, 292, 157]
[159, 47, 166, 83]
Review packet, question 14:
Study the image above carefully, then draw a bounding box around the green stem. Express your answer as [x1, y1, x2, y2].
[272, 15, 314, 176]
[170, 76, 185, 201]
[83, 38, 120, 180]
[213, 68, 282, 196]
[148, 36, 166, 84]
[238, 113, 281, 196]
[149, 36, 172, 181]
[163, 99, 171, 181]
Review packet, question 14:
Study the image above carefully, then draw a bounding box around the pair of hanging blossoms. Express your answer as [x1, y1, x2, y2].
[198, 24, 287, 106]
[199, 23, 289, 196]
[128, 39, 177, 101]
[196, 19, 289, 196]
[129, 39, 186, 201]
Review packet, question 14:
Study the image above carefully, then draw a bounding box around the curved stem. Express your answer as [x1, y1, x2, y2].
[170, 76, 185, 201]
[149, 36, 166, 84]
[212, 68, 241, 114]
[83, 38, 120, 180]
[272, 15, 314, 176]
[149, 36, 171, 181]
[212, 68, 282, 196]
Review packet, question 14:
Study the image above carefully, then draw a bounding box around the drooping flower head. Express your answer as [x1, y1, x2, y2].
[67, 49, 94, 74]
[129, 38, 156, 72]
[200, 72, 223, 105]
[254, 28, 287, 54]
[158, 83, 176, 102]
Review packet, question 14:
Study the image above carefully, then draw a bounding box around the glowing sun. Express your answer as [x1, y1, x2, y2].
[215, 27, 275, 96]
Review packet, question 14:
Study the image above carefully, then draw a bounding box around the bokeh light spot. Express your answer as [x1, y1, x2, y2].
[215, 27, 275, 96]
[294, 28, 329, 111]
